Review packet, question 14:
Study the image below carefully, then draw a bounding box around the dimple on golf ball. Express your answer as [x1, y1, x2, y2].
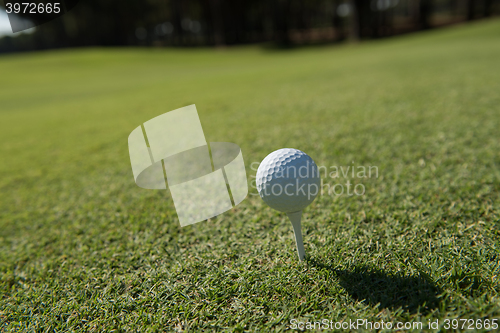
[256, 148, 321, 213]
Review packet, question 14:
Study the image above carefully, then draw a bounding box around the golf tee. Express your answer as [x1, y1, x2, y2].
[287, 210, 305, 261]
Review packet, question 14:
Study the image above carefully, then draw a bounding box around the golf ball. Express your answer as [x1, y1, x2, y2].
[256, 148, 321, 213]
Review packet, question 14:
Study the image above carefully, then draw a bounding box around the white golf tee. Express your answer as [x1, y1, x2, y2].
[287, 210, 305, 261]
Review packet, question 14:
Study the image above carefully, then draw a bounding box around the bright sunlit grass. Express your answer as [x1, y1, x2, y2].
[1, 18, 499, 331]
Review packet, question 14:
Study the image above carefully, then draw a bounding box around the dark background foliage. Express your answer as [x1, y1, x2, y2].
[1, 0, 499, 52]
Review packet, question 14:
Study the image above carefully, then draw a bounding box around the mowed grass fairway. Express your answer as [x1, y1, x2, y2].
[1, 19, 500, 331]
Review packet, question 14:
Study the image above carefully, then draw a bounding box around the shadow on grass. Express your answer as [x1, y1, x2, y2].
[308, 258, 441, 314]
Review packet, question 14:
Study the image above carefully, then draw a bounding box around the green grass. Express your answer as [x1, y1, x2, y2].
[1, 18, 500, 332]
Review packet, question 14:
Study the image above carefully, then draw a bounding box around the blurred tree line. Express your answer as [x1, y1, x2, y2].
[1, 0, 499, 52]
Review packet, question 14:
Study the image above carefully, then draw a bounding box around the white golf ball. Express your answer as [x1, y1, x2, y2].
[256, 148, 321, 213]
